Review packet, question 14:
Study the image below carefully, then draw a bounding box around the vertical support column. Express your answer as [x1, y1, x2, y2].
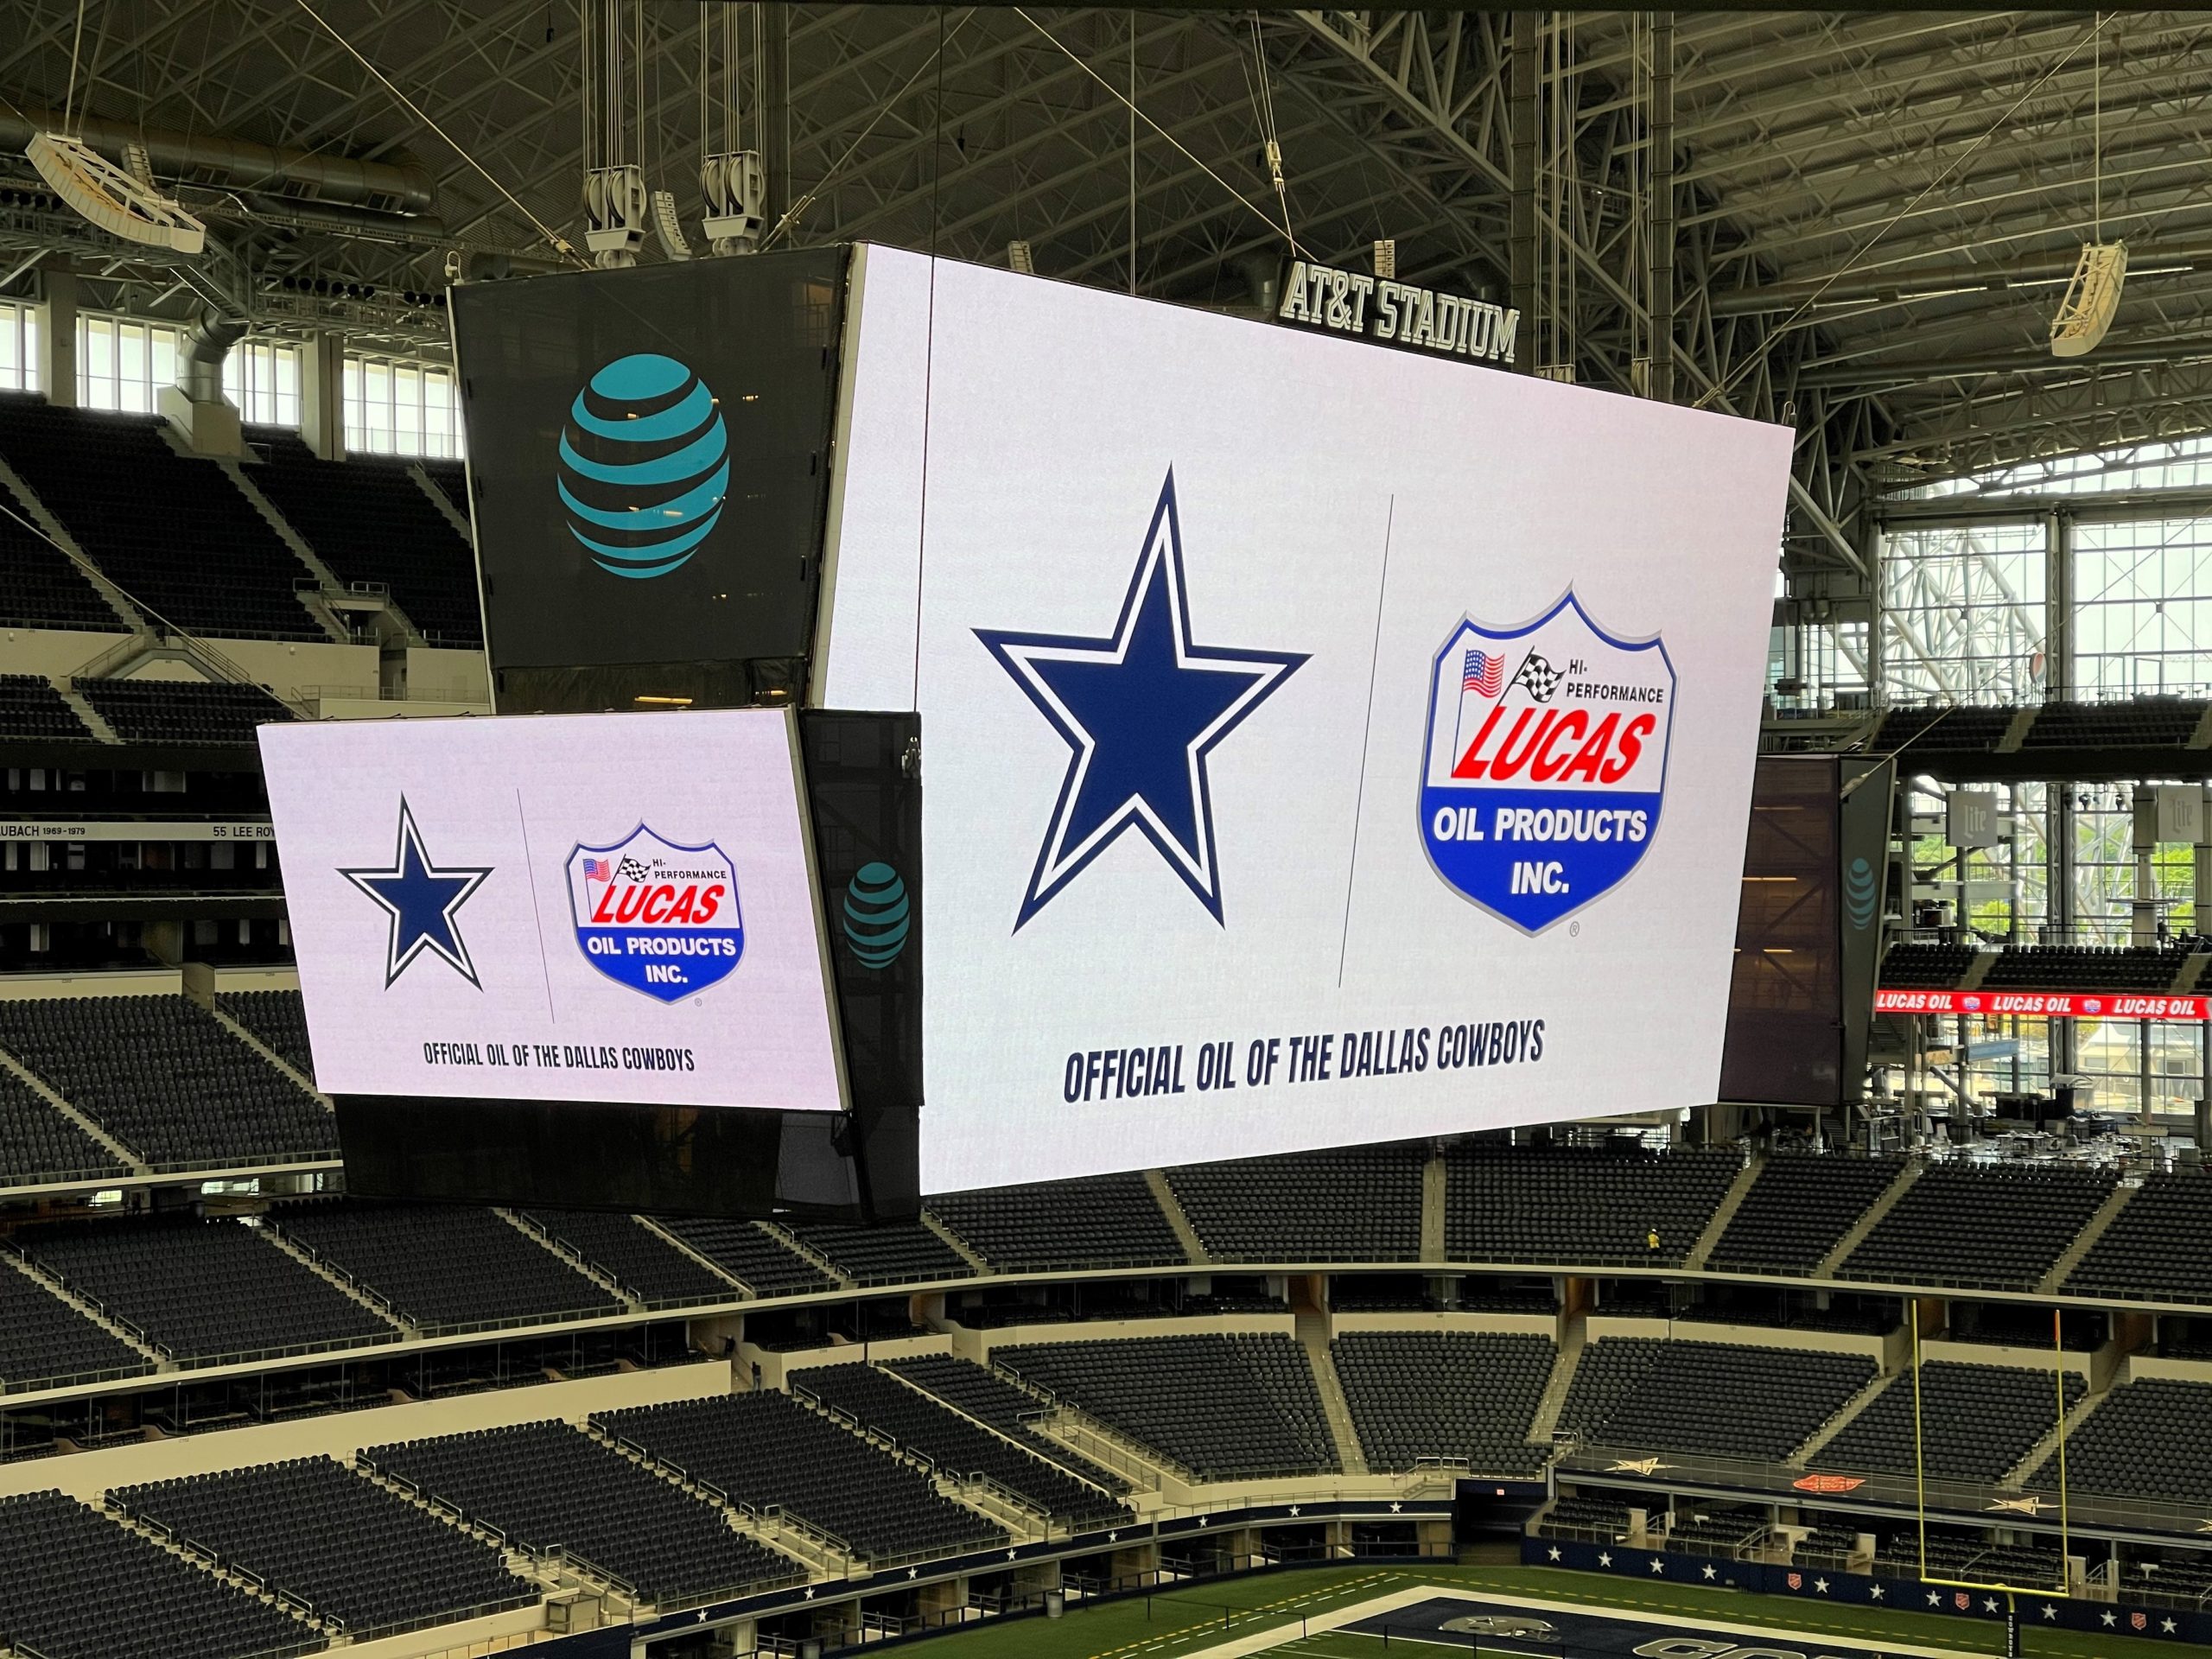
[762, 2, 791, 237]
[39, 265, 75, 408]
[2044, 507, 2077, 1084]
[2131, 791, 2158, 948]
[1646, 12, 1675, 403]
[301, 333, 346, 461]
[2045, 508, 2074, 702]
[1863, 510, 1885, 698]
[2196, 782, 2212, 938]
[1510, 15, 1538, 372]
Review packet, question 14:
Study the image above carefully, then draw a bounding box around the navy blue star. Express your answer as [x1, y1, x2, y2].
[341, 798, 492, 988]
[977, 471, 1306, 930]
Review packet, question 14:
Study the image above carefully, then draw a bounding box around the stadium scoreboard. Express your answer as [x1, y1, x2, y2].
[425, 242, 1789, 1202]
[262, 709, 843, 1112]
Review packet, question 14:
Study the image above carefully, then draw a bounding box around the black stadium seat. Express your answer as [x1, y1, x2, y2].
[801, 1360, 1128, 1527]
[216, 988, 315, 1077]
[244, 430, 482, 645]
[20, 1215, 394, 1363]
[1813, 1361, 2083, 1484]
[1839, 1163, 2113, 1292]
[1447, 1143, 1740, 1266]
[927, 1172, 1186, 1269]
[1558, 1338, 1874, 1462]
[365, 1419, 801, 1604]
[881, 1354, 1132, 1492]
[0, 1488, 321, 1659]
[73, 677, 296, 747]
[0, 994, 335, 1170]
[0, 400, 326, 640]
[0, 673, 96, 740]
[994, 1334, 1339, 1479]
[1332, 1331, 1554, 1476]
[0, 1264, 156, 1392]
[596, 1390, 1007, 1562]
[0, 507, 120, 631]
[1167, 1142, 1426, 1261]
[111, 1456, 535, 1639]
[272, 1203, 621, 1332]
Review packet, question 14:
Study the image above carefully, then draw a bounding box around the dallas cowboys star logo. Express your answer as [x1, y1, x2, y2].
[976, 471, 1306, 930]
[340, 798, 492, 988]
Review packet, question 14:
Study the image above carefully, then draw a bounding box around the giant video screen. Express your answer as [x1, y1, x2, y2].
[817, 247, 1792, 1189]
[260, 709, 846, 1114]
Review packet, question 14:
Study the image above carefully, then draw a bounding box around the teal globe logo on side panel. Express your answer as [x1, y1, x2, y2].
[1844, 855, 1879, 930]
[558, 353, 728, 579]
[842, 862, 911, 969]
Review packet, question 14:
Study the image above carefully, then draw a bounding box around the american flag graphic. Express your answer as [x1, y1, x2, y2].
[582, 856, 609, 880]
[1461, 648, 1505, 697]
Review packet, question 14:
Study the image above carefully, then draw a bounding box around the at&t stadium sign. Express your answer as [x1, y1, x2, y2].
[1276, 258, 1520, 367]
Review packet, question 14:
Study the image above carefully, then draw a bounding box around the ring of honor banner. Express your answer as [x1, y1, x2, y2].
[815, 245, 1792, 1191]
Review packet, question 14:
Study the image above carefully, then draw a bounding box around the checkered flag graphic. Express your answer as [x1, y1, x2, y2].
[1512, 652, 1562, 703]
[617, 856, 652, 880]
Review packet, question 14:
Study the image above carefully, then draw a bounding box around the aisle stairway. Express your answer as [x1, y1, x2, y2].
[1294, 1308, 1368, 1476]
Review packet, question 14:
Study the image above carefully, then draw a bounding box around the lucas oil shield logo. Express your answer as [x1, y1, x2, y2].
[1420, 591, 1674, 932]
[566, 827, 743, 1002]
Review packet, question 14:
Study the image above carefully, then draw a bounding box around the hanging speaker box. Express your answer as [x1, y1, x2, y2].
[25, 131, 206, 255]
[2050, 241, 2127, 359]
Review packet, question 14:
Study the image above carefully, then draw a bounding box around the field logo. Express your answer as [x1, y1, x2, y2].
[557, 353, 729, 580]
[1420, 591, 1674, 932]
[566, 827, 743, 1001]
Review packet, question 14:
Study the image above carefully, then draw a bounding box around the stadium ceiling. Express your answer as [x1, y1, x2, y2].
[3, 7, 2210, 555]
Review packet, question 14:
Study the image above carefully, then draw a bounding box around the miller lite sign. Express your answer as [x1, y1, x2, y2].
[567, 826, 744, 1002]
[1421, 591, 1674, 931]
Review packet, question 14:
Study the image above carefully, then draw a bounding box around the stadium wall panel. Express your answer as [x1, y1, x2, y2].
[336, 1599, 549, 1659]
[0, 968, 183, 1000]
[966, 1310, 1300, 1360]
[1586, 1313, 1886, 1359]
[1330, 1311, 1558, 1337]
[0, 626, 135, 679]
[1531, 1536, 2212, 1646]
[0, 1353, 729, 1501]
[744, 1330, 953, 1390]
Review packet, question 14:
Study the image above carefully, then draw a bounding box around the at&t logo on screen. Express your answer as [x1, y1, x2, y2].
[1419, 591, 1674, 932]
[557, 353, 729, 580]
[566, 827, 744, 1001]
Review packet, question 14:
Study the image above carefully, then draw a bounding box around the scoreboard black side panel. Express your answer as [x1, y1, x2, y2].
[448, 247, 849, 699]
[1716, 753, 1893, 1110]
[798, 709, 923, 1220]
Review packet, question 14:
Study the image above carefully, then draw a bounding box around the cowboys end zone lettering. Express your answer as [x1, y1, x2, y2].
[566, 827, 744, 1003]
[1421, 591, 1674, 932]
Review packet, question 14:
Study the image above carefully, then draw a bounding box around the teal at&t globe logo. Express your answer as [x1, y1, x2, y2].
[1844, 855, 1878, 931]
[557, 353, 728, 579]
[841, 863, 911, 969]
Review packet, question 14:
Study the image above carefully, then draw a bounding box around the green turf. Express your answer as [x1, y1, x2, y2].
[907, 1564, 2183, 1659]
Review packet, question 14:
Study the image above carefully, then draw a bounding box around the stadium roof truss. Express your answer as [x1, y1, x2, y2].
[3, 7, 2210, 560]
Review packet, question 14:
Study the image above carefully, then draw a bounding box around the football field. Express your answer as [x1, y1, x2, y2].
[910, 1565, 2177, 1659]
